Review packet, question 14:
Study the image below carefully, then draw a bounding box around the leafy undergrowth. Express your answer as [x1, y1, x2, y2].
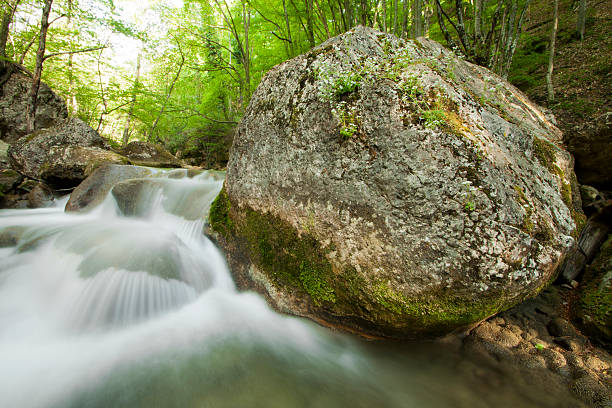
[510, 0, 611, 134]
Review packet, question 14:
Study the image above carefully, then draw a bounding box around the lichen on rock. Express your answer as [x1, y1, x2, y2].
[213, 26, 582, 339]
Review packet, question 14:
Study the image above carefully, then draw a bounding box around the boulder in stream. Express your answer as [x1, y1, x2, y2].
[65, 164, 152, 212]
[8, 117, 128, 189]
[118, 141, 181, 168]
[212, 27, 584, 339]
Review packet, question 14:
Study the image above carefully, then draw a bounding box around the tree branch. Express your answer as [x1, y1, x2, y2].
[270, 30, 292, 43]
[43, 45, 106, 61]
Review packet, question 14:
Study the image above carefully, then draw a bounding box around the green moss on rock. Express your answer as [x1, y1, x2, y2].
[299, 261, 336, 306]
[533, 137, 557, 173]
[212, 189, 520, 337]
[209, 187, 232, 237]
[370, 281, 507, 332]
[574, 235, 612, 351]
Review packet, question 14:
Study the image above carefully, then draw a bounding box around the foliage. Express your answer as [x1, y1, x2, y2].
[7, 0, 576, 167]
[421, 109, 446, 129]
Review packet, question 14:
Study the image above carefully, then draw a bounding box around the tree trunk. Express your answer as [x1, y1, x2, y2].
[360, 0, 368, 26]
[149, 52, 185, 142]
[313, 0, 330, 38]
[122, 54, 141, 147]
[434, 0, 459, 51]
[382, 0, 387, 32]
[577, 0, 586, 41]
[402, 0, 408, 37]
[282, 0, 293, 55]
[66, 0, 76, 114]
[423, 0, 432, 37]
[0, 0, 20, 59]
[243, 2, 251, 99]
[26, 0, 52, 133]
[474, 0, 483, 43]
[415, 0, 423, 37]
[501, 0, 531, 78]
[393, 0, 398, 35]
[305, 0, 315, 47]
[547, 0, 558, 103]
[344, 0, 354, 30]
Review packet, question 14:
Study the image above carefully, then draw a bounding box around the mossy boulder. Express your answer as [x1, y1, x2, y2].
[118, 141, 181, 168]
[213, 27, 582, 339]
[8, 117, 128, 189]
[574, 235, 612, 351]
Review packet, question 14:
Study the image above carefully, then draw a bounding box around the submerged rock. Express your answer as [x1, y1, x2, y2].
[8, 117, 127, 188]
[112, 177, 220, 220]
[65, 164, 152, 212]
[212, 27, 583, 339]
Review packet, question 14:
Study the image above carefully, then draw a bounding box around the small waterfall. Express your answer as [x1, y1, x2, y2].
[0, 167, 583, 408]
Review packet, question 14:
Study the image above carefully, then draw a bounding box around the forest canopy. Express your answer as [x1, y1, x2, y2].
[0, 0, 583, 165]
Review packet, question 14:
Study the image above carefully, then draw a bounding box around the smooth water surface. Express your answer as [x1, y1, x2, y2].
[0, 169, 578, 407]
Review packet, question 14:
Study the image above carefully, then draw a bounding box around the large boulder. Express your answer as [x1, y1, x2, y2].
[118, 141, 181, 168]
[8, 117, 127, 188]
[0, 71, 67, 142]
[211, 27, 584, 339]
[65, 164, 152, 212]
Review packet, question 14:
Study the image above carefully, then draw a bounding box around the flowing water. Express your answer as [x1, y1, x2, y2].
[0, 169, 579, 408]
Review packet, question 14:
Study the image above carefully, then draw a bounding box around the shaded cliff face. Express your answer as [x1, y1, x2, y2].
[213, 26, 583, 339]
[0, 71, 67, 143]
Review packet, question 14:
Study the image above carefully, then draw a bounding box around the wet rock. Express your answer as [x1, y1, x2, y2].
[0, 168, 22, 192]
[26, 182, 54, 208]
[111, 177, 218, 220]
[65, 164, 152, 213]
[0, 226, 25, 247]
[540, 347, 570, 376]
[8, 117, 128, 189]
[584, 355, 611, 374]
[580, 185, 606, 215]
[555, 336, 587, 352]
[214, 26, 582, 339]
[463, 283, 612, 406]
[471, 321, 522, 348]
[570, 376, 612, 408]
[559, 204, 611, 283]
[548, 317, 577, 337]
[0, 71, 67, 143]
[118, 141, 181, 168]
